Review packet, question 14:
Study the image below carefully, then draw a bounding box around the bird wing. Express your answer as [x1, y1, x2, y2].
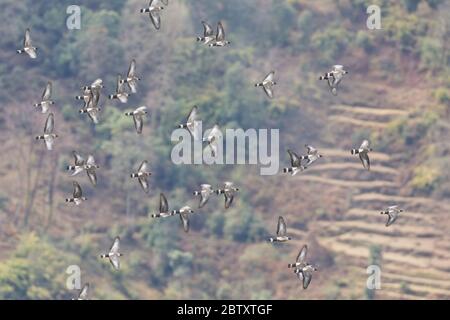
[302, 270, 313, 289]
[24, 28, 32, 47]
[359, 153, 370, 170]
[42, 81, 52, 100]
[160, 193, 169, 213]
[73, 151, 85, 166]
[264, 71, 275, 82]
[109, 237, 120, 254]
[180, 211, 190, 232]
[305, 145, 318, 155]
[263, 85, 274, 99]
[216, 21, 225, 41]
[78, 283, 89, 300]
[138, 160, 149, 173]
[44, 113, 54, 134]
[202, 21, 213, 37]
[127, 59, 136, 78]
[187, 105, 198, 123]
[138, 176, 150, 193]
[149, 8, 161, 30]
[296, 245, 308, 263]
[133, 115, 144, 134]
[73, 181, 82, 198]
[277, 216, 287, 237]
[287, 149, 302, 167]
[109, 255, 120, 270]
[360, 140, 370, 150]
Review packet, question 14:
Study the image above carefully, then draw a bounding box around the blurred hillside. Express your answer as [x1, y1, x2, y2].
[0, 0, 449, 299]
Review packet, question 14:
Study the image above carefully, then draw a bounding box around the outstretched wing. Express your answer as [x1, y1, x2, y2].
[305, 145, 318, 155]
[287, 149, 302, 167]
[180, 211, 190, 232]
[138, 160, 149, 173]
[138, 176, 150, 193]
[24, 28, 32, 47]
[109, 255, 120, 270]
[263, 85, 274, 99]
[73, 181, 82, 198]
[360, 140, 370, 150]
[42, 81, 52, 100]
[127, 59, 136, 78]
[149, 8, 161, 30]
[187, 105, 198, 123]
[276, 216, 287, 237]
[160, 193, 169, 213]
[216, 21, 225, 41]
[202, 21, 213, 37]
[224, 192, 234, 209]
[302, 271, 313, 289]
[386, 213, 397, 227]
[109, 237, 120, 254]
[133, 115, 144, 134]
[359, 153, 370, 170]
[264, 71, 275, 82]
[296, 245, 308, 264]
[44, 113, 54, 134]
[73, 151, 85, 166]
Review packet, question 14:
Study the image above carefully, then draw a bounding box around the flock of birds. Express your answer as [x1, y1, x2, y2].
[14, 0, 407, 299]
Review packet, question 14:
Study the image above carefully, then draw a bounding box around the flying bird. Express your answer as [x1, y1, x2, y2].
[288, 245, 318, 289]
[100, 237, 122, 271]
[203, 125, 221, 157]
[131, 160, 152, 194]
[178, 105, 200, 140]
[35, 113, 58, 150]
[65, 181, 87, 206]
[197, 21, 215, 46]
[215, 181, 239, 209]
[79, 89, 101, 124]
[283, 149, 304, 176]
[319, 65, 348, 95]
[255, 71, 277, 99]
[120, 59, 140, 94]
[151, 193, 174, 218]
[109, 74, 129, 103]
[301, 145, 323, 169]
[140, 0, 166, 30]
[381, 205, 404, 227]
[172, 206, 194, 233]
[67, 152, 99, 186]
[268, 216, 292, 243]
[17, 28, 37, 59]
[193, 184, 213, 208]
[34, 81, 54, 113]
[209, 22, 231, 47]
[351, 139, 372, 170]
[125, 106, 148, 134]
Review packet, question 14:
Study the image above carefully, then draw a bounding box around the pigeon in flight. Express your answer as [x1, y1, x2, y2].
[381, 205, 404, 227]
[288, 245, 318, 289]
[209, 22, 231, 47]
[120, 59, 141, 94]
[319, 65, 348, 95]
[67, 152, 99, 186]
[125, 106, 148, 134]
[100, 237, 122, 270]
[178, 105, 201, 140]
[283, 149, 304, 176]
[79, 89, 101, 124]
[351, 140, 372, 170]
[131, 160, 152, 194]
[65, 181, 87, 206]
[35, 113, 58, 151]
[109, 74, 129, 103]
[301, 145, 323, 169]
[203, 125, 221, 157]
[215, 182, 239, 209]
[172, 206, 194, 233]
[17, 28, 37, 59]
[151, 193, 174, 218]
[197, 21, 215, 46]
[34, 81, 54, 113]
[140, 0, 166, 30]
[255, 71, 277, 99]
[193, 184, 213, 208]
[268, 216, 292, 243]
